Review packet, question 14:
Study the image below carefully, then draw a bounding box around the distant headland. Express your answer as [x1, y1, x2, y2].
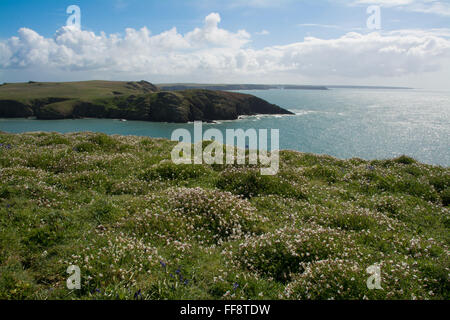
[158, 84, 329, 91]
[157, 83, 413, 91]
[0, 80, 293, 123]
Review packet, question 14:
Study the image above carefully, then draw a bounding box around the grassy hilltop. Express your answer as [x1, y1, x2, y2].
[0, 81, 292, 122]
[0, 132, 449, 300]
[0, 80, 159, 100]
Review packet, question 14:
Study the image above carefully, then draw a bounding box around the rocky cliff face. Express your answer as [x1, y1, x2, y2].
[67, 90, 293, 122]
[0, 81, 293, 122]
[179, 90, 293, 122]
[0, 100, 33, 117]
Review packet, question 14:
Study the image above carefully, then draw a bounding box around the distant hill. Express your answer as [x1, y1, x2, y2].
[0, 80, 293, 122]
[327, 85, 413, 90]
[158, 83, 413, 91]
[0, 80, 158, 101]
[158, 83, 329, 91]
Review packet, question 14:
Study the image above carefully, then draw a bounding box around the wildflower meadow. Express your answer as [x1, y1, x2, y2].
[0, 132, 448, 300]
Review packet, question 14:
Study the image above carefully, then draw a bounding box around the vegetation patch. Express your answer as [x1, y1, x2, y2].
[0, 132, 448, 300]
[216, 167, 306, 199]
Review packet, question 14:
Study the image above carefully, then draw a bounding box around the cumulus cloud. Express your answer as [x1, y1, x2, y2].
[185, 13, 250, 48]
[0, 13, 450, 83]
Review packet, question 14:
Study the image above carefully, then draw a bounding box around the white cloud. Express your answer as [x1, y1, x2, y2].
[1, 13, 450, 86]
[227, 0, 295, 8]
[409, 1, 450, 16]
[185, 13, 250, 48]
[387, 28, 450, 38]
[352, 0, 450, 16]
[353, 0, 416, 7]
[298, 23, 344, 29]
[256, 30, 270, 36]
[114, 0, 129, 10]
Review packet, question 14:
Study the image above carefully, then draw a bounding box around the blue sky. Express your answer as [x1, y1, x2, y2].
[0, 0, 449, 88]
[1, 0, 448, 47]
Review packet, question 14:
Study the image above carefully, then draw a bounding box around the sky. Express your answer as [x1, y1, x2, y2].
[0, 0, 449, 89]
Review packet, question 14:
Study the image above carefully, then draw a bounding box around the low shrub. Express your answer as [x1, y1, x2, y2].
[89, 198, 120, 224]
[283, 259, 367, 300]
[428, 173, 449, 193]
[89, 134, 118, 151]
[394, 155, 417, 165]
[236, 226, 357, 282]
[69, 230, 161, 294]
[74, 142, 97, 153]
[284, 258, 434, 300]
[306, 205, 399, 232]
[140, 161, 209, 181]
[216, 167, 306, 199]
[167, 187, 263, 243]
[441, 189, 450, 207]
[302, 165, 342, 183]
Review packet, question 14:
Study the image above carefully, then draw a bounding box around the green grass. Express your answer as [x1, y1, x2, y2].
[0, 132, 448, 300]
[0, 80, 156, 102]
[0, 81, 159, 120]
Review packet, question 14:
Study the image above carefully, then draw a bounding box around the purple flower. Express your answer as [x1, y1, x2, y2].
[160, 261, 167, 270]
[134, 289, 142, 300]
[233, 283, 239, 290]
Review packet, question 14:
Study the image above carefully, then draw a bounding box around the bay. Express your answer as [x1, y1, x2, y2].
[0, 88, 449, 166]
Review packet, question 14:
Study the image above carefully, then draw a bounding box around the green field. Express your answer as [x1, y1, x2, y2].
[0, 132, 448, 300]
[0, 80, 158, 120]
[0, 80, 158, 101]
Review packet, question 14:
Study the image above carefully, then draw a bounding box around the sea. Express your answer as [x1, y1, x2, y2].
[1, 88, 449, 166]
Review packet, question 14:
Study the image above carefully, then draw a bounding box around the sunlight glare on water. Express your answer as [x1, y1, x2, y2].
[1, 88, 449, 166]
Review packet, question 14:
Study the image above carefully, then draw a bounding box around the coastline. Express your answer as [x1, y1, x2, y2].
[0, 128, 448, 168]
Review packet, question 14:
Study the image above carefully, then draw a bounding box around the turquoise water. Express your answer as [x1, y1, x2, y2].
[1, 88, 449, 166]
